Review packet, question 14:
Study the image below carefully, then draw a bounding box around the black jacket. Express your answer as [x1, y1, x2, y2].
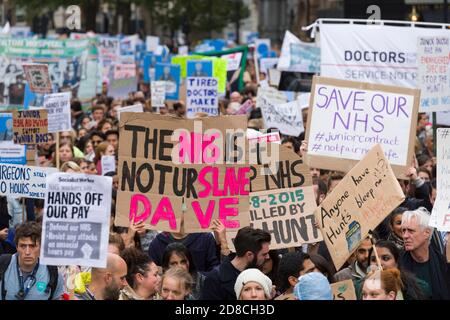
[148, 232, 219, 273]
[399, 245, 450, 300]
[200, 256, 240, 300]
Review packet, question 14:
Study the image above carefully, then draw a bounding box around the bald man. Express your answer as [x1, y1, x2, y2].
[75, 253, 127, 300]
[230, 91, 242, 104]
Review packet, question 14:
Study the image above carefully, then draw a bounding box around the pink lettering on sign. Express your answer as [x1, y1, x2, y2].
[129, 194, 151, 223]
[191, 197, 241, 229]
[177, 131, 220, 164]
[150, 197, 177, 230]
[192, 200, 215, 228]
[219, 197, 239, 228]
[197, 166, 250, 198]
[129, 194, 177, 230]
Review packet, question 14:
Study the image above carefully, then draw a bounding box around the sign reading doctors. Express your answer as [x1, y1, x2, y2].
[40, 173, 112, 268]
[306, 76, 420, 178]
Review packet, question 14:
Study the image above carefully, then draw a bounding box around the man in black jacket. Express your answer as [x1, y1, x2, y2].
[399, 207, 450, 300]
[200, 227, 271, 300]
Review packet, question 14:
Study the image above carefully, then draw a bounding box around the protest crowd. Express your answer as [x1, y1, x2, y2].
[0, 16, 450, 303]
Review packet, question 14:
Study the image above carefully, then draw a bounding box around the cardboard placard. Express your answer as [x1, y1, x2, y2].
[0, 163, 57, 198]
[116, 113, 250, 233]
[250, 145, 311, 193]
[22, 63, 52, 94]
[305, 76, 420, 179]
[40, 173, 112, 268]
[331, 280, 357, 300]
[429, 128, 450, 231]
[12, 109, 48, 145]
[43, 92, 72, 133]
[314, 144, 405, 270]
[117, 103, 143, 122]
[248, 186, 321, 249]
[186, 77, 219, 118]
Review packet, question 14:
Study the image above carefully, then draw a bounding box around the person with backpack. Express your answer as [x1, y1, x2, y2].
[0, 221, 64, 300]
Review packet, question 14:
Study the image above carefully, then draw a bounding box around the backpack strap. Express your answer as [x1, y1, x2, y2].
[0, 254, 13, 300]
[46, 265, 59, 300]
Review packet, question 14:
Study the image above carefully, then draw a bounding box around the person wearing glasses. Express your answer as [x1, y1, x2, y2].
[334, 237, 372, 283]
[0, 222, 64, 300]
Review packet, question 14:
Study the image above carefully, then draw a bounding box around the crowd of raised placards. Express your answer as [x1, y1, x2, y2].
[0, 23, 449, 302]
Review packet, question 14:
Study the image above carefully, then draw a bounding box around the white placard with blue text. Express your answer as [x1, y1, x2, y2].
[186, 77, 219, 118]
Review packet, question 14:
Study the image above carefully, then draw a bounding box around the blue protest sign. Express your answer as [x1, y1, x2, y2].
[187, 60, 213, 77]
[143, 53, 163, 83]
[155, 63, 181, 100]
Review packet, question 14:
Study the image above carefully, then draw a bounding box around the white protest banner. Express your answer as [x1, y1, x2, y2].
[22, 64, 52, 94]
[320, 23, 450, 112]
[417, 36, 450, 112]
[0, 163, 57, 198]
[247, 129, 281, 144]
[437, 111, 450, 126]
[260, 58, 279, 74]
[315, 144, 405, 270]
[268, 69, 281, 87]
[186, 77, 219, 118]
[278, 31, 320, 73]
[117, 103, 143, 122]
[430, 128, 450, 231]
[298, 92, 311, 110]
[331, 280, 357, 300]
[43, 92, 72, 133]
[260, 97, 304, 136]
[257, 86, 287, 106]
[306, 76, 420, 178]
[151, 81, 166, 108]
[40, 173, 112, 268]
[146, 36, 160, 53]
[101, 155, 116, 175]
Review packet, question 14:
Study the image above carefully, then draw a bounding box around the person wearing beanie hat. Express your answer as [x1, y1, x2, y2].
[234, 269, 272, 300]
[293, 272, 333, 300]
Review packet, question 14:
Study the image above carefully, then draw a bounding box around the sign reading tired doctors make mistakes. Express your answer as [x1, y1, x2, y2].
[314, 144, 404, 270]
[306, 76, 420, 178]
[40, 173, 112, 268]
[186, 77, 219, 118]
